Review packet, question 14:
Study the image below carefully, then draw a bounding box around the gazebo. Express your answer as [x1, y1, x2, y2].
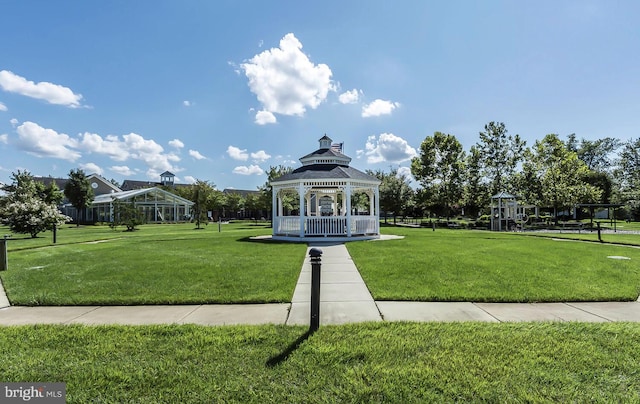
[270, 135, 381, 241]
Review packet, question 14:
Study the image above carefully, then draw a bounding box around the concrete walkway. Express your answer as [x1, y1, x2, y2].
[287, 243, 382, 325]
[1, 242, 640, 325]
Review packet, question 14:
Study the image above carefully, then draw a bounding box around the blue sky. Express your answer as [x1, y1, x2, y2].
[1, 1, 639, 190]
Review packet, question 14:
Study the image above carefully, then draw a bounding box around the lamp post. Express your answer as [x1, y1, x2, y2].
[309, 247, 323, 332]
[0, 234, 11, 271]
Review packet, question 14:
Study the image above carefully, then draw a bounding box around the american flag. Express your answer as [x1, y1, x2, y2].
[331, 142, 343, 153]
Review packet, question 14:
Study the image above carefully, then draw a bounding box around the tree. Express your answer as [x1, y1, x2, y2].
[258, 165, 294, 222]
[566, 134, 621, 172]
[190, 180, 215, 229]
[529, 134, 602, 222]
[475, 122, 526, 196]
[64, 169, 94, 225]
[463, 145, 490, 217]
[110, 197, 145, 231]
[39, 181, 64, 206]
[0, 171, 70, 237]
[223, 192, 244, 219]
[243, 193, 261, 222]
[615, 138, 640, 218]
[368, 168, 414, 224]
[411, 132, 465, 218]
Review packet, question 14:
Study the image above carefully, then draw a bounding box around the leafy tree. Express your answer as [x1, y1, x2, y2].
[615, 138, 640, 218]
[259, 165, 294, 221]
[64, 169, 94, 225]
[411, 132, 465, 218]
[223, 192, 245, 219]
[368, 168, 414, 224]
[190, 180, 215, 229]
[463, 145, 490, 217]
[513, 147, 543, 207]
[244, 193, 261, 222]
[0, 171, 70, 237]
[38, 181, 64, 205]
[351, 192, 371, 215]
[566, 134, 621, 172]
[475, 121, 526, 196]
[110, 197, 145, 231]
[209, 189, 225, 220]
[529, 134, 602, 223]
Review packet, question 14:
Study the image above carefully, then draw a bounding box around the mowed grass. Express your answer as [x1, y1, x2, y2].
[521, 230, 640, 246]
[348, 226, 640, 302]
[0, 223, 306, 305]
[1, 322, 640, 403]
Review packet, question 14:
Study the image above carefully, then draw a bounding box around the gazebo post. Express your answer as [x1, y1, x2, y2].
[299, 183, 305, 238]
[345, 184, 352, 237]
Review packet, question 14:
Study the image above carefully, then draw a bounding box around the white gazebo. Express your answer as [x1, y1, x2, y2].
[271, 135, 381, 241]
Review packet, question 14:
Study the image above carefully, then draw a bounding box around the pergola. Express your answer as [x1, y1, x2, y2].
[270, 135, 381, 241]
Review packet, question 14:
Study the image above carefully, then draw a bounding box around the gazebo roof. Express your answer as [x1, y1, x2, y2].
[272, 164, 379, 183]
[299, 147, 347, 161]
[272, 135, 379, 184]
[491, 191, 517, 199]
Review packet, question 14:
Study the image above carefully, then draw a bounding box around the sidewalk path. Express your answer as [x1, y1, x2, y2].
[286, 243, 382, 325]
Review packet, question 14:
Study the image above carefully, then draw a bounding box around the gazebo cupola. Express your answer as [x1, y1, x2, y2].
[270, 135, 381, 242]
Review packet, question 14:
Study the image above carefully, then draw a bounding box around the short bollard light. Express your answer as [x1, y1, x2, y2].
[0, 234, 11, 271]
[309, 247, 323, 332]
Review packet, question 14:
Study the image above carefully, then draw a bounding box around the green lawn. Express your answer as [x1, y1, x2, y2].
[348, 226, 640, 302]
[3, 223, 640, 305]
[0, 223, 306, 305]
[1, 322, 639, 403]
[521, 230, 640, 246]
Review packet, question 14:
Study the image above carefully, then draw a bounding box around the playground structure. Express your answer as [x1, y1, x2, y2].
[490, 193, 624, 232]
[490, 192, 536, 231]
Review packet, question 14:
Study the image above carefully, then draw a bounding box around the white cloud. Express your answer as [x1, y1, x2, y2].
[16, 121, 81, 161]
[358, 133, 417, 164]
[0, 70, 84, 108]
[255, 110, 276, 125]
[79, 131, 180, 175]
[79, 132, 129, 161]
[110, 165, 136, 176]
[10, 118, 18, 127]
[183, 100, 192, 107]
[0, 134, 7, 144]
[397, 166, 413, 179]
[80, 162, 103, 175]
[227, 145, 248, 161]
[251, 150, 271, 162]
[0, 102, 7, 111]
[189, 149, 206, 160]
[233, 165, 264, 175]
[338, 89, 360, 104]
[122, 133, 180, 174]
[241, 33, 335, 120]
[362, 99, 400, 117]
[169, 139, 184, 149]
[183, 175, 196, 184]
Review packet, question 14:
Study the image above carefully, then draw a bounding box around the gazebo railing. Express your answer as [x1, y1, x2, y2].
[306, 217, 347, 235]
[275, 217, 300, 235]
[351, 216, 377, 235]
[274, 216, 378, 237]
